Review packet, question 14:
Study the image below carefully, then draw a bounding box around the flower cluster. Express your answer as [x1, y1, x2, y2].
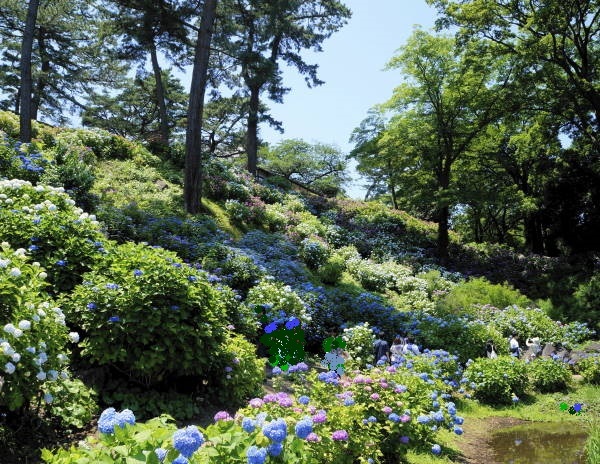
[97, 407, 136, 434]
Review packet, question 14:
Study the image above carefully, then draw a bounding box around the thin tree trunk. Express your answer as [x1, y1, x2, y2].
[437, 166, 451, 265]
[184, 0, 218, 214]
[19, 0, 40, 143]
[32, 25, 50, 121]
[246, 85, 260, 177]
[149, 39, 169, 150]
[387, 159, 398, 209]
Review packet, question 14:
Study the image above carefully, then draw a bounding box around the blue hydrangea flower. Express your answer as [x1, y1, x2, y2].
[432, 444, 442, 455]
[344, 398, 355, 406]
[388, 413, 400, 423]
[417, 415, 431, 424]
[267, 442, 283, 457]
[247, 445, 267, 464]
[262, 418, 287, 443]
[98, 407, 118, 434]
[172, 456, 189, 464]
[367, 416, 377, 423]
[133, 269, 143, 276]
[115, 409, 135, 428]
[272, 366, 282, 375]
[295, 417, 313, 439]
[285, 317, 300, 329]
[454, 426, 463, 435]
[109, 316, 120, 323]
[173, 425, 204, 457]
[242, 417, 256, 433]
[433, 411, 445, 422]
[298, 395, 310, 405]
[454, 416, 464, 425]
[155, 448, 167, 462]
[86, 302, 97, 310]
[264, 322, 278, 334]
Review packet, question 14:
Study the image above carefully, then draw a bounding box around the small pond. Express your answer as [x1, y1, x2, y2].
[489, 421, 588, 464]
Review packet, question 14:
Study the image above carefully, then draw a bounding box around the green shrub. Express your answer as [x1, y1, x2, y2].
[346, 258, 395, 292]
[416, 314, 506, 363]
[299, 237, 330, 270]
[61, 241, 227, 387]
[43, 377, 98, 428]
[586, 418, 600, 464]
[577, 356, 600, 385]
[318, 253, 346, 285]
[40, 142, 97, 210]
[342, 322, 375, 369]
[210, 332, 266, 408]
[246, 279, 311, 327]
[465, 356, 529, 405]
[527, 358, 570, 393]
[438, 277, 530, 315]
[219, 252, 264, 294]
[0, 179, 104, 293]
[0, 243, 72, 411]
[489, 306, 564, 343]
[225, 199, 252, 224]
[263, 203, 290, 231]
[0, 111, 20, 138]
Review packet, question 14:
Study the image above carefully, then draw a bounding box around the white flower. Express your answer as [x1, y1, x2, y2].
[57, 353, 67, 363]
[39, 341, 47, 349]
[48, 204, 57, 211]
[36, 371, 47, 381]
[0, 258, 10, 268]
[26, 346, 36, 354]
[1, 342, 14, 356]
[38, 352, 48, 365]
[4, 362, 16, 374]
[89, 214, 96, 221]
[9, 268, 21, 278]
[11, 353, 20, 363]
[44, 393, 53, 404]
[3, 324, 16, 335]
[38, 309, 46, 317]
[14, 248, 26, 256]
[34, 185, 45, 192]
[18, 320, 31, 330]
[32, 315, 40, 322]
[39, 272, 47, 279]
[68, 332, 80, 343]
[32, 261, 40, 267]
[13, 328, 23, 338]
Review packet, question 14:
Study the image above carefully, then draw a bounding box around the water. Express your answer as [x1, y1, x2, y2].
[489, 421, 588, 464]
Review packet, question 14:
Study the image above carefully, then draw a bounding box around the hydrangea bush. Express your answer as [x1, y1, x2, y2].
[61, 241, 227, 386]
[0, 179, 104, 293]
[0, 242, 73, 410]
[527, 358, 571, 393]
[464, 356, 529, 405]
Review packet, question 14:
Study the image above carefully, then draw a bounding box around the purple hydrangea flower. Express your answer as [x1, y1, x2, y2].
[332, 430, 349, 441]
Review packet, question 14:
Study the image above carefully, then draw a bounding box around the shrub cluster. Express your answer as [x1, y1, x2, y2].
[464, 356, 528, 405]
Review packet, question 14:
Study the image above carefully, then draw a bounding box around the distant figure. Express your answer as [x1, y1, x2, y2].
[485, 339, 498, 359]
[405, 336, 420, 355]
[526, 337, 542, 356]
[390, 337, 405, 364]
[373, 330, 390, 364]
[509, 334, 520, 358]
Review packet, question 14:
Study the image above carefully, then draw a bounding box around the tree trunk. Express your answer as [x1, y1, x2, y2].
[149, 39, 170, 150]
[387, 159, 398, 209]
[437, 165, 451, 265]
[524, 213, 544, 254]
[183, 0, 218, 214]
[19, 0, 40, 143]
[32, 25, 50, 121]
[246, 85, 260, 177]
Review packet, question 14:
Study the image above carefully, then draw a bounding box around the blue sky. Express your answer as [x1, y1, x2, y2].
[259, 0, 437, 198]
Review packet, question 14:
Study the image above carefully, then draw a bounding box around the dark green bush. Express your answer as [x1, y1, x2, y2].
[527, 358, 571, 393]
[318, 253, 345, 285]
[465, 356, 529, 405]
[576, 356, 600, 385]
[571, 273, 600, 332]
[61, 242, 227, 387]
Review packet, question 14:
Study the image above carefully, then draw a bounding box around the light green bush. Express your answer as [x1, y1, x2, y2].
[527, 358, 570, 393]
[465, 356, 529, 405]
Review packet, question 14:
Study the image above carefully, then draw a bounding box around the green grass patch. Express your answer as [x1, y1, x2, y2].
[201, 198, 244, 240]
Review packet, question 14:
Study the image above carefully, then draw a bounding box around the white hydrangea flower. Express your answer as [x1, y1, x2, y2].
[0, 258, 10, 268]
[68, 332, 80, 343]
[8, 268, 21, 278]
[18, 320, 31, 330]
[32, 315, 40, 322]
[13, 328, 23, 338]
[26, 346, 36, 354]
[34, 185, 45, 192]
[48, 204, 57, 211]
[39, 272, 47, 279]
[39, 341, 47, 349]
[32, 261, 40, 267]
[89, 214, 96, 221]
[1, 342, 14, 356]
[38, 352, 48, 365]
[36, 371, 47, 381]
[3, 324, 16, 335]
[38, 309, 46, 317]
[11, 352, 20, 363]
[5, 362, 15, 374]
[14, 248, 26, 256]
[57, 353, 67, 363]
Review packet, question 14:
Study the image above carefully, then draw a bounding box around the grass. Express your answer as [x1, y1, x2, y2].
[585, 418, 600, 464]
[404, 429, 462, 463]
[201, 198, 244, 240]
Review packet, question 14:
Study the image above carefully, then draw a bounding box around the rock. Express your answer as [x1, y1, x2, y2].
[155, 180, 168, 191]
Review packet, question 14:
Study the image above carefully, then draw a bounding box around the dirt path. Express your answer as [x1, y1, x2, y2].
[456, 416, 529, 464]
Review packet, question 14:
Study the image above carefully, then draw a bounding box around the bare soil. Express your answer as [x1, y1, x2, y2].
[455, 416, 529, 464]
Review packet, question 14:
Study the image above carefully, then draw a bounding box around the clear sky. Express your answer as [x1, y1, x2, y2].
[259, 0, 438, 198]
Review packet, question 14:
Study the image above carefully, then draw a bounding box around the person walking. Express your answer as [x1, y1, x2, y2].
[373, 330, 390, 365]
[390, 336, 405, 364]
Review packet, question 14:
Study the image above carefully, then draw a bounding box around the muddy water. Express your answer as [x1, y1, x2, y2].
[489, 421, 588, 464]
